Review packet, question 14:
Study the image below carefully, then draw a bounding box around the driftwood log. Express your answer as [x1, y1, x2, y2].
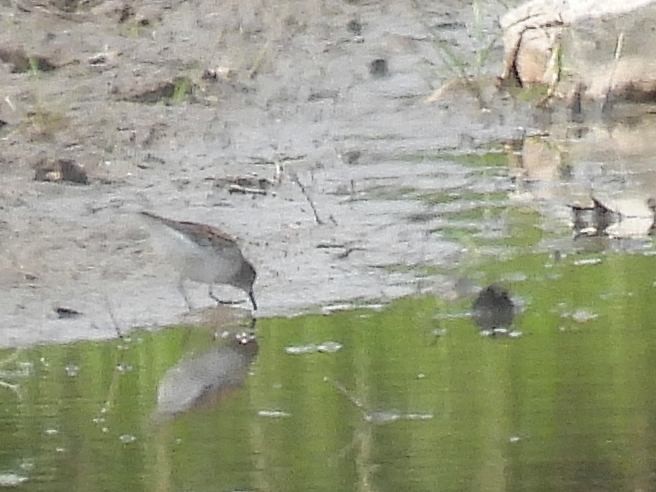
[500, 0, 656, 101]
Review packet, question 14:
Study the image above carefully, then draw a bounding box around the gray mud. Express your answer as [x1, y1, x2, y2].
[0, 0, 534, 347]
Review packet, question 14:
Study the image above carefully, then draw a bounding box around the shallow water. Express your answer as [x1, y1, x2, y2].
[5, 144, 656, 491]
[3, 235, 656, 490]
[5, 0, 656, 489]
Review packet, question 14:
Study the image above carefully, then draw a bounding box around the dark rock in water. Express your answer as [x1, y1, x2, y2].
[472, 284, 514, 331]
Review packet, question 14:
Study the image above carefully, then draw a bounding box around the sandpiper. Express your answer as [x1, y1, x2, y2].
[569, 196, 617, 237]
[140, 211, 257, 311]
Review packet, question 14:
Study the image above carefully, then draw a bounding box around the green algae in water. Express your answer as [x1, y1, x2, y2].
[418, 189, 507, 206]
[435, 151, 509, 168]
[3, 249, 656, 492]
[396, 150, 509, 168]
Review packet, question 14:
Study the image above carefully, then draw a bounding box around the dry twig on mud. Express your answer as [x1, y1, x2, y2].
[247, 42, 270, 79]
[336, 246, 365, 259]
[290, 173, 324, 225]
[274, 160, 283, 185]
[228, 184, 268, 195]
[601, 31, 625, 114]
[104, 295, 124, 339]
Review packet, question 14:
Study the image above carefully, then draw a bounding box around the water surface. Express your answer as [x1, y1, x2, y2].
[3, 239, 656, 490]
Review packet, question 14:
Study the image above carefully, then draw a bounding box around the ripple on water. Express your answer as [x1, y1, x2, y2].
[284, 341, 343, 355]
[0, 473, 28, 487]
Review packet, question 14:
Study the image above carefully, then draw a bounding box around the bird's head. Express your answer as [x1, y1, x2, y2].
[232, 260, 257, 310]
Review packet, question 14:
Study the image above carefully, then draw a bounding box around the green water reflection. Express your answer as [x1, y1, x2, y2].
[3, 250, 656, 490]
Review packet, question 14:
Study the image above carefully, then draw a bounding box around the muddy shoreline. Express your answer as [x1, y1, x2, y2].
[0, 0, 536, 347]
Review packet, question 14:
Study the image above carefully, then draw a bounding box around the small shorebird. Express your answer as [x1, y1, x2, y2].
[472, 284, 514, 332]
[141, 211, 257, 311]
[569, 196, 617, 237]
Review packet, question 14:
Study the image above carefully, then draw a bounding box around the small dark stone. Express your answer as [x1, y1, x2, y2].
[55, 307, 83, 319]
[0, 48, 57, 73]
[472, 284, 514, 331]
[201, 68, 218, 81]
[144, 153, 166, 165]
[307, 89, 340, 102]
[59, 159, 89, 184]
[118, 4, 135, 23]
[34, 158, 89, 185]
[122, 77, 193, 104]
[346, 19, 362, 35]
[50, 0, 81, 13]
[344, 150, 361, 164]
[369, 58, 388, 78]
[124, 82, 176, 104]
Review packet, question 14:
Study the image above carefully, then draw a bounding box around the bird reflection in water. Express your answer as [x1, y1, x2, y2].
[153, 325, 258, 421]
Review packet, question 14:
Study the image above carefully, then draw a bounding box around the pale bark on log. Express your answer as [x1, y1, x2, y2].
[500, 0, 656, 100]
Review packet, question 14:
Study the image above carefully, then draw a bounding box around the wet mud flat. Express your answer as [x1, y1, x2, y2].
[2, 0, 639, 348]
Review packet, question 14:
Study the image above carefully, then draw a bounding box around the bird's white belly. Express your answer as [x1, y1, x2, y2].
[180, 250, 240, 284]
[148, 222, 241, 284]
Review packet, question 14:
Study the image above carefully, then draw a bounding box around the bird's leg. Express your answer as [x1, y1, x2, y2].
[209, 285, 221, 304]
[208, 285, 243, 305]
[178, 278, 193, 311]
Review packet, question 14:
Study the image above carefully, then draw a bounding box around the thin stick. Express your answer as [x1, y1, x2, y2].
[247, 42, 270, 79]
[274, 160, 283, 185]
[324, 377, 368, 415]
[602, 31, 624, 113]
[537, 33, 562, 107]
[104, 295, 124, 339]
[228, 184, 268, 195]
[290, 173, 324, 225]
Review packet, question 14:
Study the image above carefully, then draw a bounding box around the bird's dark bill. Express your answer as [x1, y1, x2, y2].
[249, 291, 258, 311]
